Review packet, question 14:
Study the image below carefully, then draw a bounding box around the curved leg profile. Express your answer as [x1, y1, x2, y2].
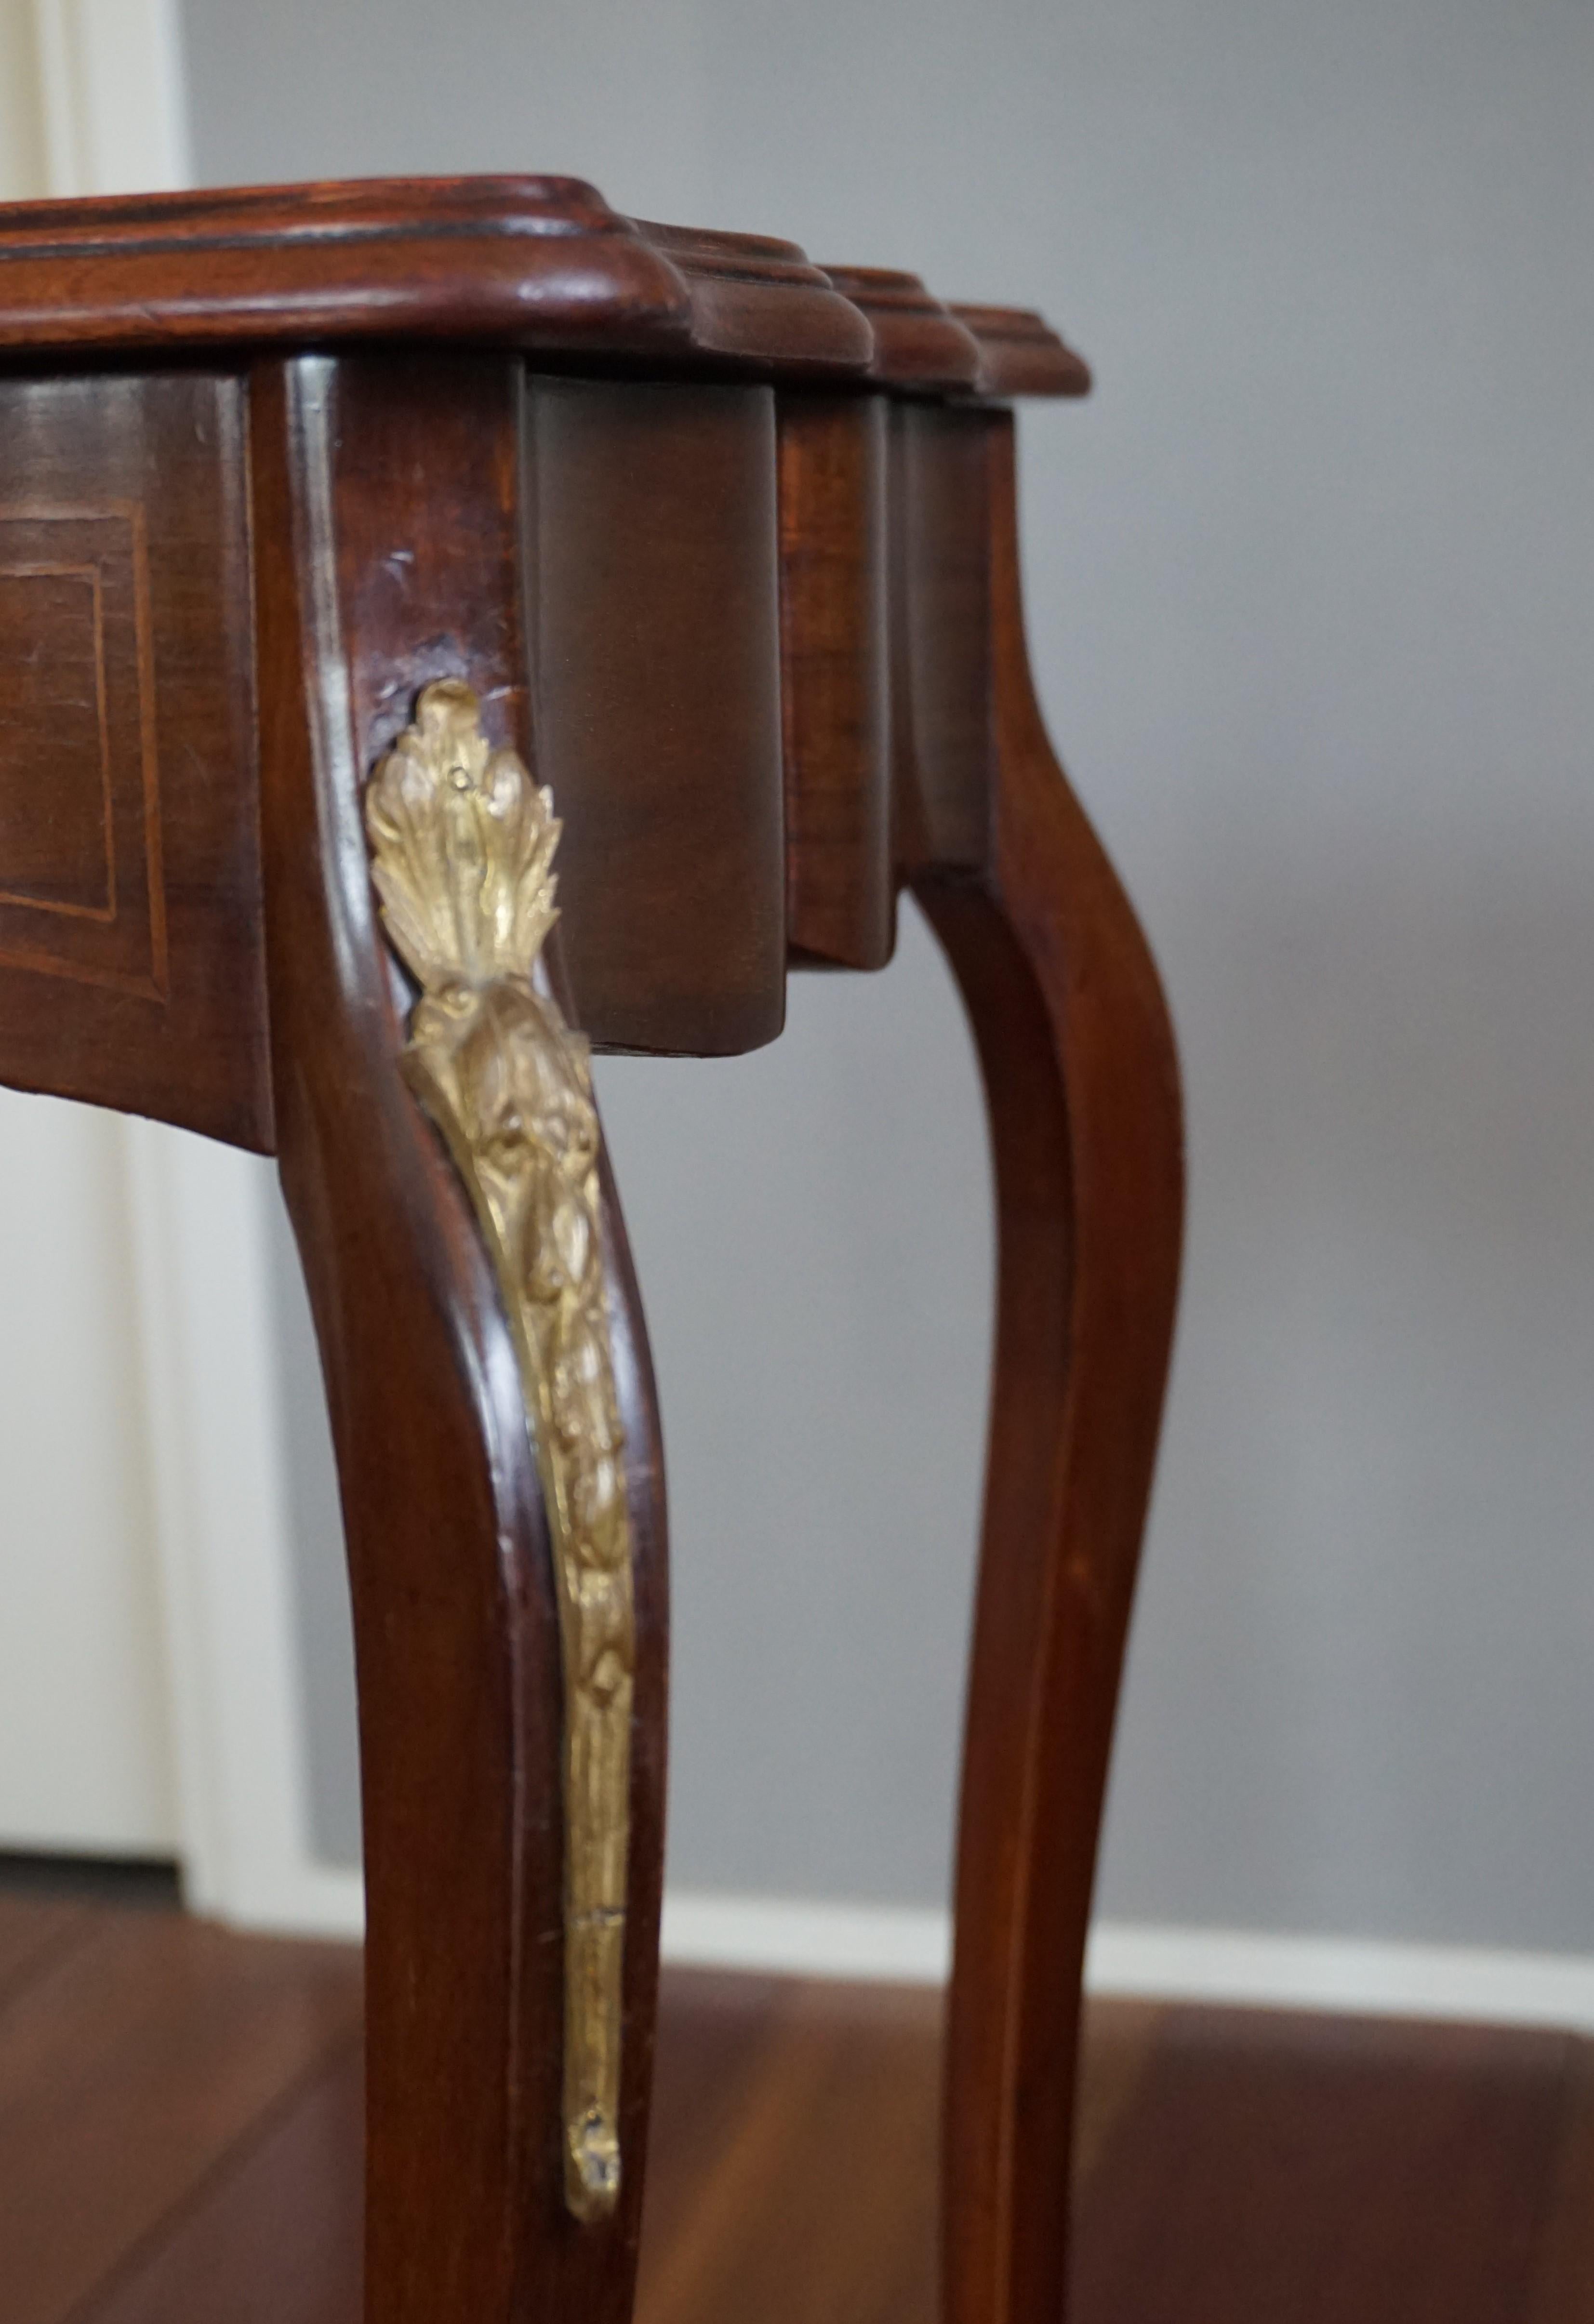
[252, 352, 666, 2324]
[908, 410, 1184, 2324]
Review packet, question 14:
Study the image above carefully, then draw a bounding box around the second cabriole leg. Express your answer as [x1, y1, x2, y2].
[898, 404, 1184, 2324]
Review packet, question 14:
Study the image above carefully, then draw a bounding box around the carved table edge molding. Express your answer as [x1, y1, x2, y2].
[364, 677, 636, 2224]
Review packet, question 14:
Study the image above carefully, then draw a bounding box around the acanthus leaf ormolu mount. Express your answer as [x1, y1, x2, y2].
[364, 679, 635, 2224]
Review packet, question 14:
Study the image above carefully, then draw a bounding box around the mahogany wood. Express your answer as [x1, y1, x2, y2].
[778, 391, 893, 971]
[890, 399, 996, 876]
[0, 179, 692, 364]
[0, 372, 269, 1145]
[250, 348, 667, 2324]
[635, 224, 873, 375]
[820, 266, 983, 393]
[529, 375, 787, 1053]
[951, 306, 1093, 401]
[896, 405, 1184, 2324]
[0, 182, 872, 378]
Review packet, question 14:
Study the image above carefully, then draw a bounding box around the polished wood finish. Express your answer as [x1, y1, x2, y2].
[636, 224, 874, 375]
[0, 179, 693, 362]
[951, 305, 1093, 400]
[890, 399, 996, 875]
[778, 391, 893, 971]
[0, 181, 878, 376]
[8, 1879, 1594, 2324]
[530, 375, 787, 1053]
[0, 174, 1182, 2324]
[1075, 2005, 1594, 2324]
[896, 404, 1184, 2324]
[0, 372, 268, 1145]
[86, 2040, 364, 2324]
[0, 1893, 359, 2324]
[821, 266, 983, 392]
[251, 348, 667, 2323]
[0, 1886, 93, 2000]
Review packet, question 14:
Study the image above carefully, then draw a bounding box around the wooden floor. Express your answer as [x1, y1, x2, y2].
[3, 1862, 1593, 2323]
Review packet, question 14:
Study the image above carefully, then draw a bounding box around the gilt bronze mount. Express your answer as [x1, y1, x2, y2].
[365, 679, 634, 2223]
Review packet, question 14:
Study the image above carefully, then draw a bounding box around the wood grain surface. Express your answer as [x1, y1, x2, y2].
[896, 401, 1185, 2324]
[530, 374, 787, 1053]
[0, 371, 269, 1145]
[951, 306, 1092, 400]
[819, 268, 983, 392]
[779, 391, 893, 971]
[0, 178, 696, 363]
[0, 1904, 359, 2324]
[634, 224, 874, 374]
[5, 1879, 1594, 2324]
[0, 180, 1082, 398]
[251, 349, 668, 2324]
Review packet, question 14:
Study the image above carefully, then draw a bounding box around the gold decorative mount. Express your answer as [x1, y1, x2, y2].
[365, 680, 634, 2225]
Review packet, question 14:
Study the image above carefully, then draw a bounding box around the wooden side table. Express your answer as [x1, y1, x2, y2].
[0, 178, 1182, 2324]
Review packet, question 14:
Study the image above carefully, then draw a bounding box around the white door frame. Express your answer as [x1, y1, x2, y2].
[31, 0, 188, 199]
[125, 1129, 364, 1933]
[20, 0, 365, 1936]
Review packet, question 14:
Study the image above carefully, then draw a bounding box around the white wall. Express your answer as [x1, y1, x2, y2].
[0, 1093, 177, 1854]
[0, 1, 45, 197]
[179, 0, 1594, 1962]
[0, 0, 189, 1863]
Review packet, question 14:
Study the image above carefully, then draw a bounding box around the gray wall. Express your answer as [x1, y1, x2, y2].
[193, 0, 1594, 1951]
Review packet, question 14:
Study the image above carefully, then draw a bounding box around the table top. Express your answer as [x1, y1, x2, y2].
[0, 174, 1088, 396]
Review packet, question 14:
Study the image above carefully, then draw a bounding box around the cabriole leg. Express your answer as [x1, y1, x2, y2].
[915, 410, 1184, 2324]
[251, 351, 666, 2324]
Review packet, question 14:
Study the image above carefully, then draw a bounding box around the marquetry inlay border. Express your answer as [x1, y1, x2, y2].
[0, 500, 167, 1000]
